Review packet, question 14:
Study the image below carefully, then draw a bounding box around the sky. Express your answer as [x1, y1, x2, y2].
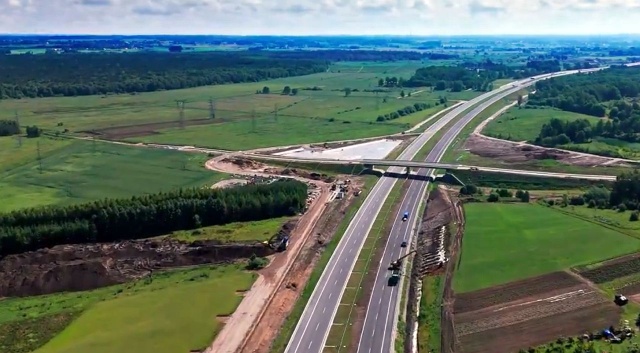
[1, 0, 640, 35]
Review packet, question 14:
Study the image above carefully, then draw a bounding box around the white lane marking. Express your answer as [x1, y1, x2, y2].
[323, 307, 326, 314]
[355, 182, 414, 353]
[334, 280, 338, 285]
[316, 323, 320, 331]
[340, 268, 343, 274]
[308, 341, 313, 350]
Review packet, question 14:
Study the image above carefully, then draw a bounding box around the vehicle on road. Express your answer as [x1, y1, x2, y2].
[402, 211, 409, 221]
[388, 269, 401, 286]
[469, 167, 479, 171]
[400, 241, 407, 248]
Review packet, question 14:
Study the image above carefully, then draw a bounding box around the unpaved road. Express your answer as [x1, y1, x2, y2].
[203, 159, 332, 353]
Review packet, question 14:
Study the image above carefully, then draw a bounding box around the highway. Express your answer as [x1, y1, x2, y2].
[356, 61, 640, 353]
[282, 70, 577, 353]
[285, 64, 636, 353]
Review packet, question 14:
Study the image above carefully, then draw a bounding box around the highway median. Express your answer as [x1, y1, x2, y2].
[323, 179, 408, 353]
[269, 175, 378, 353]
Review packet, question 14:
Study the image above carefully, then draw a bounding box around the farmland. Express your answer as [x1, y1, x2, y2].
[0, 265, 255, 353]
[454, 203, 640, 293]
[575, 254, 640, 299]
[453, 272, 621, 353]
[0, 138, 226, 211]
[482, 107, 601, 142]
[1, 61, 483, 150]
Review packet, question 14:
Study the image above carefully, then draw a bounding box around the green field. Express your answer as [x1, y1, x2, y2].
[165, 217, 292, 243]
[481, 106, 640, 158]
[0, 265, 255, 353]
[482, 106, 600, 142]
[0, 138, 225, 211]
[454, 203, 640, 293]
[1, 61, 484, 150]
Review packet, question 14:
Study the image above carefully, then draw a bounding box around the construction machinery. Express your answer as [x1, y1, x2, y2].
[388, 269, 401, 286]
[388, 250, 417, 271]
[263, 233, 290, 252]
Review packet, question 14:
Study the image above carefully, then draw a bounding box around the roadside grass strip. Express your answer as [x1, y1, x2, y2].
[269, 176, 378, 353]
[323, 181, 406, 353]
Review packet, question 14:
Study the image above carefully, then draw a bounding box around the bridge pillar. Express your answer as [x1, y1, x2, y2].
[406, 166, 411, 175]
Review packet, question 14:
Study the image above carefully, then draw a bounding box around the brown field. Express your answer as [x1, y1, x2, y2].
[80, 118, 226, 139]
[453, 271, 622, 353]
[576, 253, 640, 284]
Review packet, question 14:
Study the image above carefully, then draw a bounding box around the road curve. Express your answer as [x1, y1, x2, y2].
[282, 69, 580, 353]
[356, 62, 640, 353]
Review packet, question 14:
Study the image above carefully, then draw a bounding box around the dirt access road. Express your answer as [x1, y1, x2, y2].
[465, 97, 632, 168]
[204, 157, 333, 353]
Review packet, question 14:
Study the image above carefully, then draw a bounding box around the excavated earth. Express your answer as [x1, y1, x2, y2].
[0, 221, 297, 298]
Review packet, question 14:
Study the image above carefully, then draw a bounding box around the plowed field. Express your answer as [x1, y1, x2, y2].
[577, 253, 640, 284]
[454, 271, 621, 353]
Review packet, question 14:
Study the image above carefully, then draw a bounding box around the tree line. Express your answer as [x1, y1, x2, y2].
[0, 180, 308, 257]
[263, 49, 458, 62]
[0, 52, 328, 99]
[404, 60, 565, 91]
[376, 102, 432, 122]
[558, 171, 640, 221]
[0, 120, 19, 136]
[530, 67, 640, 147]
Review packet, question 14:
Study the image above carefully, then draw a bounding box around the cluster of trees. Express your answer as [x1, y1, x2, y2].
[376, 102, 431, 122]
[0, 120, 19, 136]
[0, 52, 328, 99]
[530, 67, 640, 147]
[403, 65, 509, 91]
[487, 188, 530, 202]
[378, 77, 402, 88]
[0, 180, 308, 257]
[557, 173, 640, 221]
[459, 184, 530, 202]
[256, 86, 299, 96]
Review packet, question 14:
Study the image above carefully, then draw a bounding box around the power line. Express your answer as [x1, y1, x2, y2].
[36, 141, 43, 174]
[251, 109, 257, 133]
[274, 104, 279, 123]
[209, 97, 216, 119]
[176, 100, 186, 129]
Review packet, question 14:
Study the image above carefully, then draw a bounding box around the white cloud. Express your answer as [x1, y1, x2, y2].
[1, 0, 640, 34]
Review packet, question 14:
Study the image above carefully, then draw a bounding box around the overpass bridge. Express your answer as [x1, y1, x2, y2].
[241, 153, 617, 182]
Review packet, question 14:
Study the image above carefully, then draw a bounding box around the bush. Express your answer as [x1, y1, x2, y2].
[588, 199, 597, 208]
[487, 193, 500, 202]
[460, 184, 478, 195]
[631, 212, 639, 222]
[246, 254, 269, 270]
[569, 196, 585, 206]
[618, 203, 628, 212]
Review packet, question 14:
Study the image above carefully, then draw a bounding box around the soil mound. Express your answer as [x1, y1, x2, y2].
[0, 238, 274, 298]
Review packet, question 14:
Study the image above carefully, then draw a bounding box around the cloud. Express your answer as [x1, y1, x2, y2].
[468, 0, 506, 14]
[0, 0, 640, 34]
[78, 0, 112, 5]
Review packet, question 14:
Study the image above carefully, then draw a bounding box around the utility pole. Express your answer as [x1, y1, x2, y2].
[375, 91, 380, 111]
[92, 137, 97, 153]
[14, 110, 19, 128]
[176, 100, 186, 129]
[36, 140, 43, 174]
[251, 109, 257, 133]
[274, 104, 279, 123]
[15, 135, 22, 148]
[208, 98, 215, 119]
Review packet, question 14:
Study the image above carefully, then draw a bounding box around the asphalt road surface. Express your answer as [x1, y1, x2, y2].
[355, 83, 538, 353]
[283, 67, 620, 353]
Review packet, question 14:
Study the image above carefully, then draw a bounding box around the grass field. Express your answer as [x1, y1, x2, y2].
[0, 265, 255, 353]
[1, 61, 486, 150]
[551, 205, 640, 240]
[0, 138, 225, 211]
[454, 203, 640, 293]
[165, 217, 292, 243]
[482, 106, 601, 142]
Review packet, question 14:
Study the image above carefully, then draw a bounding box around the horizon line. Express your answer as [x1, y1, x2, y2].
[2, 33, 640, 37]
